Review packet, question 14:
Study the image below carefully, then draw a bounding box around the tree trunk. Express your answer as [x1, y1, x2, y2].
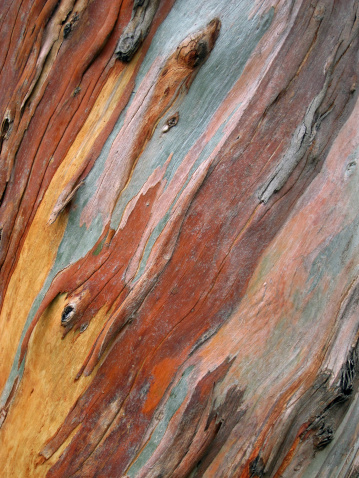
[1, 0, 359, 476]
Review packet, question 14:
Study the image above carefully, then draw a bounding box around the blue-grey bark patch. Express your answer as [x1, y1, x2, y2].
[111, 2, 274, 275]
[126, 366, 194, 477]
[308, 215, 359, 294]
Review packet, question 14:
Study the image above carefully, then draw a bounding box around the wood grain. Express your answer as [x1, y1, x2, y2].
[1, 0, 359, 476]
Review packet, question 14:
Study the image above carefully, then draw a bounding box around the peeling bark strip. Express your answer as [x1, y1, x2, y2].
[115, 0, 160, 62]
[1, 1, 359, 477]
[259, 47, 336, 203]
[48, 180, 84, 225]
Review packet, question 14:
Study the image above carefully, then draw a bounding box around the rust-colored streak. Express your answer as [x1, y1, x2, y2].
[133, 361, 234, 478]
[0, 0, 177, 317]
[2, 0, 359, 476]
[0, 0, 129, 309]
[19, 2, 359, 476]
[19, 182, 162, 365]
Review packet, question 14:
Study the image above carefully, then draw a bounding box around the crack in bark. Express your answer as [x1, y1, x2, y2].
[259, 43, 339, 204]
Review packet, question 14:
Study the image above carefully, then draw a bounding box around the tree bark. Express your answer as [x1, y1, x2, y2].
[1, 1, 359, 476]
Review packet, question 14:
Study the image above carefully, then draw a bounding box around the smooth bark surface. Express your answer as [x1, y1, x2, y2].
[1, 1, 359, 476]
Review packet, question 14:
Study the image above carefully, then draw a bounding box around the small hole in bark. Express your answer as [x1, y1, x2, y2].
[249, 455, 265, 478]
[72, 86, 81, 97]
[162, 112, 179, 133]
[63, 23, 72, 38]
[61, 305, 75, 326]
[1, 118, 10, 137]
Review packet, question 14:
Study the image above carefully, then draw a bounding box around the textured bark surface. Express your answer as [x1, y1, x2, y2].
[1, 0, 359, 476]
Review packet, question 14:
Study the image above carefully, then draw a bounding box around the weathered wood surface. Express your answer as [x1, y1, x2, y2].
[1, 0, 359, 476]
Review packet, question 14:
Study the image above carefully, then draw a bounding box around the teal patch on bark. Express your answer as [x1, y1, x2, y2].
[0, 207, 100, 406]
[132, 107, 242, 282]
[0, 355, 24, 409]
[93, 235, 106, 256]
[126, 366, 194, 477]
[111, 2, 274, 276]
[255, 315, 302, 387]
[308, 215, 359, 293]
[132, 212, 170, 282]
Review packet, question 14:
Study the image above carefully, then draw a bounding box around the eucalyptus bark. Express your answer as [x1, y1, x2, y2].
[1, 1, 359, 477]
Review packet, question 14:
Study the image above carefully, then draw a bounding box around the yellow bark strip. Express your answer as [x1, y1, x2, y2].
[0, 297, 108, 477]
[0, 55, 139, 399]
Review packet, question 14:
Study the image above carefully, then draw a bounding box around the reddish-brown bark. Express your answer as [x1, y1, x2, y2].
[1, 1, 359, 477]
